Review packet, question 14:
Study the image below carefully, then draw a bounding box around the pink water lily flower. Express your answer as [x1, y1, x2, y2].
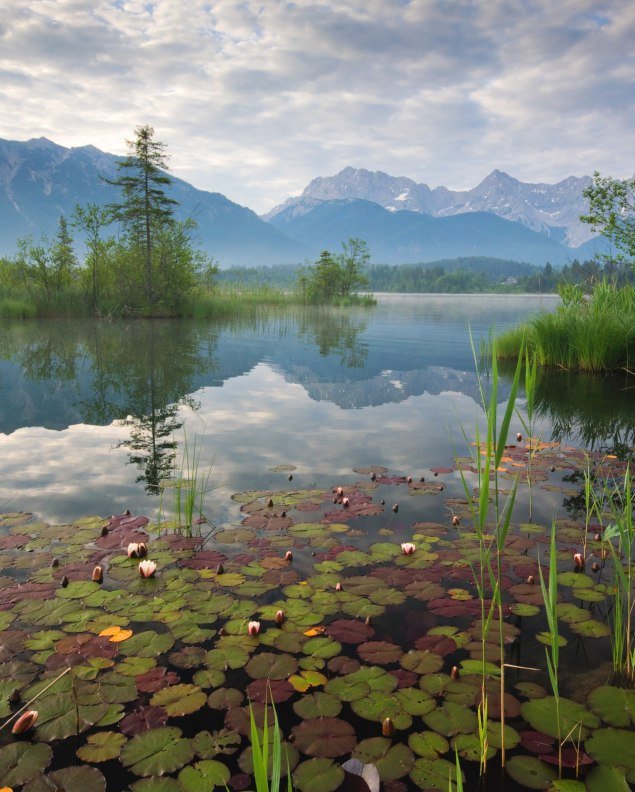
[401, 542, 416, 555]
[127, 543, 140, 558]
[139, 560, 157, 578]
[248, 620, 261, 636]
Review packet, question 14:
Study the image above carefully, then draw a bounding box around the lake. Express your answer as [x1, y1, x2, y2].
[0, 294, 634, 791]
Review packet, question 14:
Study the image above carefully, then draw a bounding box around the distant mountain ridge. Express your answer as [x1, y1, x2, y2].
[0, 136, 307, 266]
[264, 166, 595, 247]
[0, 136, 606, 269]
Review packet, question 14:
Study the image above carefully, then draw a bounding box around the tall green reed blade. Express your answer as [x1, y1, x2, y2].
[538, 520, 562, 775]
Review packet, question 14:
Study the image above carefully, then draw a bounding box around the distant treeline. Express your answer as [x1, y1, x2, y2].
[217, 256, 634, 294]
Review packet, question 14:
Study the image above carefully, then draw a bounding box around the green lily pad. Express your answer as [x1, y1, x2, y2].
[302, 636, 342, 659]
[23, 765, 106, 791]
[34, 692, 108, 741]
[352, 690, 412, 730]
[0, 742, 53, 785]
[177, 759, 231, 791]
[585, 764, 631, 792]
[192, 729, 241, 759]
[121, 726, 195, 777]
[505, 755, 557, 789]
[116, 656, 157, 677]
[150, 684, 207, 717]
[119, 630, 175, 658]
[76, 730, 128, 762]
[131, 779, 182, 792]
[293, 758, 345, 792]
[238, 741, 299, 776]
[293, 692, 342, 719]
[521, 696, 599, 740]
[421, 701, 478, 737]
[451, 733, 496, 762]
[400, 649, 443, 675]
[207, 688, 244, 711]
[588, 685, 635, 727]
[246, 651, 298, 680]
[409, 757, 462, 791]
[408, 730, 450, 758]
[352, 737, 414, 781]
[585, 727, 635, 775]
[205, 645, 250, 671]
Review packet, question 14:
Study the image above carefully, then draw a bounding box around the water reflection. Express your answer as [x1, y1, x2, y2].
[0, 296, 631, 523]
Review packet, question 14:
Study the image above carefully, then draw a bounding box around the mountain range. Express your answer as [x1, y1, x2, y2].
[0, 136, 605, 268]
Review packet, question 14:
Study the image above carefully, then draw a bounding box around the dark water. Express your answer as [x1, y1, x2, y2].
[0, 294, 632, 526]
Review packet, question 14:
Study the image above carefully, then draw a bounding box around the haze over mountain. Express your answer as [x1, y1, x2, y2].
[0, 136, 605, 268]
[265, 166, 595, 248]
[0, 136, 306, 266]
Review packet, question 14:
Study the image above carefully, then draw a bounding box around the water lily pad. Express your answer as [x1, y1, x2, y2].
[207, 688, 244, 711]
[192, 729, 241, 759]
[352, 738, 414, 781]
[325, 619, 374, 644]
[408, 730, 450, 758]
[302, 636, 342, 659]
[584, 764, 631, 792]
[521, 696, 599, 740]
[505, 755, 557, 789]
[585, 727, 635, 775]
[421, 701, 478, 737]
[400, 649, 443, 675]
[246, 651, 298, 680]
[34, 692, 108, 741]
[120, 706, 168, 736]
[76, 730, 127, 762]
[293, 758, 345, 792]
[205, 645, 250, 671]
[588, 685, 635, 727]
[409, 757, 462, 791]
[23, 765, 106, 791]
[150, 684, 207, 716]
[0, 742, 52, 785]
[293, 692, 342, 719]
[291, 717, 356, 757]
[121, 726, 195, 776]
[357, 641, 402, 665]
[238, 740, 299, 776]
[119, 630, 175, 658]
[177, 759, 230, 790]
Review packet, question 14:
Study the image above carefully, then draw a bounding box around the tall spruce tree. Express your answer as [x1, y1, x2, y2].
[106, 125, 177, 304]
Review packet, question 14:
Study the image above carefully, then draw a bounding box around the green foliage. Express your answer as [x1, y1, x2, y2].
[498, 281, 635, 372]
[298, 239, 373, 305]
[581, 171, 635, 264]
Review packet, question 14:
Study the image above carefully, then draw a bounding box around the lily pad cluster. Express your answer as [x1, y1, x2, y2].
[0, 441, 632, 791]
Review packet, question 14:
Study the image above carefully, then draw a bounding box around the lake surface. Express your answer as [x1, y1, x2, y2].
[1, 294, 635, 791]
[4, 292, 631, 527]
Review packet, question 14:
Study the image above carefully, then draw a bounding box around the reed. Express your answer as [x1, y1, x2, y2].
[538, 521, 562, 775]
[249, 699, 292, 792]
[498, 282, 635, 372]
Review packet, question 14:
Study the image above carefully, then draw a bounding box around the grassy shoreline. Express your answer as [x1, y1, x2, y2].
[0, 286, 376, 320]
[497, 282, 635, 372]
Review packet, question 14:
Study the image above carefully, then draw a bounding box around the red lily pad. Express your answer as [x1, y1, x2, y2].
[325, 620, 375, 645]
[136, 667, 181, 693]
[120, 705, 169, 736]
[246, 678, 295, 704]
[291, 717, 356, 758]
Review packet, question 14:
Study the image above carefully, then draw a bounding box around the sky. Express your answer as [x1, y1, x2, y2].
[1, 0, 634, 213]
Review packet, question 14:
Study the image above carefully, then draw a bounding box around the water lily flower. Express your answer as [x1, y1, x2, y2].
[336, 486, 344, 497]
[284, 550, 293, 561]
[248, 620, 261, 636]
[12, 710, 38, 735]
[335, 582, 342, 591]
[275, 610, 285, 624]
[573, 552, 585, 570]
[127, 543, 140, 558]
[392, 503, 399, 513]
[450, 666, 460, 680]
[137, 542, 147, 558]
[452, 515, 460, 527]
[139, 560, 157, 578]
[342, 497, 350, 507]
[401, 542, 416, 555]
[516, 432, 523, 442]
[407, 476, 413, 483]
[91, 565, 103, 583]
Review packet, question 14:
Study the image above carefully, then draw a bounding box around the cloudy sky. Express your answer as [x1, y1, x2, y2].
[1, 0, 633, 212]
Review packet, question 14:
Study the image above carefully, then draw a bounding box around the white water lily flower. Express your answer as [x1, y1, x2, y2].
[138, 560, 157, 578]
[401, 542, 416, 555]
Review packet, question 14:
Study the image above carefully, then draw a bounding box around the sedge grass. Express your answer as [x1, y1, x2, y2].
[498, 282, 635, 372]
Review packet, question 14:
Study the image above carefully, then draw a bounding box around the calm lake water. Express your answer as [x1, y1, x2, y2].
[1, 294, 635, 791]
[0, 293, 632, 526]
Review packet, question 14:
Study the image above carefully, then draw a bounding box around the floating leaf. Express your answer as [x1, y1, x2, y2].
[23, 765, 106, 791]
[588, 685, 635, 727]
[408, 731, 450, 758]
[121, 726, 195, 777]
[192, 729, 241, 759]
[352, 737, 414, 781]
[0, 742, 52, 786]
[585, 727, 635, 775]
[521, 696, 599, 740]
[76, 731, 127, 762]
[505, 755, 557, 789]
[409, 757, 461, 791]
[291, 718, 356, 758]
[119, 630, 175, 658]
[150, 684, 207, 717]
[293, 758, 345, 792]
[177, 760, 230, 791]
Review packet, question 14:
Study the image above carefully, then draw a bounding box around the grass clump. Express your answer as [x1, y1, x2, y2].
[497, 282, 635, 372]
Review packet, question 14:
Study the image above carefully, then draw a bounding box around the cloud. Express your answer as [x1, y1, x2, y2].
[1, 0, 633, 210]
